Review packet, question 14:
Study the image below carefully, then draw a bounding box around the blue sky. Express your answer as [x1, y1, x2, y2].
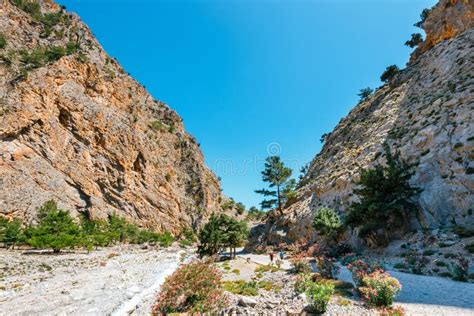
[59, 0, 436, 209]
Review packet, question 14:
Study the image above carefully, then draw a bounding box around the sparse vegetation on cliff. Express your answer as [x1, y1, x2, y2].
[346, 144, 421, 246]
[380, 65, 400, 83]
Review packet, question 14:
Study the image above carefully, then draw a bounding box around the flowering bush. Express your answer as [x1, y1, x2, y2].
[306, 282, 335, 314]
[317, 256, 340, 279]
[359, 270, 401, 307]
[290, 252, 311, 274]
[380, 305, 406, 316]
[152, 261, 227, 314]
[347, 258, 384, 286]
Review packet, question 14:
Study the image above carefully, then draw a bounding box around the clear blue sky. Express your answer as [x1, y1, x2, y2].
[59, 0, 435, 209]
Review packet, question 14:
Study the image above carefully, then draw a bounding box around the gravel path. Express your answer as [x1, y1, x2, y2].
[239, 252, 474, 316]
[0, 245, 188, 316]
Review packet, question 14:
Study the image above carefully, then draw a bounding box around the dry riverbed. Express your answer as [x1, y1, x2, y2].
[0, 244, 191, 315]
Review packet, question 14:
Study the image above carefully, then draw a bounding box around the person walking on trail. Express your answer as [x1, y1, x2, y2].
[279, 249, 284, 260]
[269, 251, 274, 264]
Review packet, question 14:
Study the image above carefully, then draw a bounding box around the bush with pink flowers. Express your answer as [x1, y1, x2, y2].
[359, 270, 401, 307]
[347, 258, 384, 286]
[152, 261, 227, 314]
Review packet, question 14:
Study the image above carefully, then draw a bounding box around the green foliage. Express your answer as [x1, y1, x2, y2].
[0, 33, 6, 49]
[358, 87, 373, 101]
[465, 243, 474, 253]
[255, 156, 294, 213]
[380, 65, 399, 83]
[235, 202, 246, 215]
[222, 280, 259, 296]
[312, 207, 343, 241]
[414, 8, 431, 28]
[320, 132, 330, 144]
[306, 282, 335, 314]
[20, 44, 76, 71]
[346, 144, 420, 246]
[405, 33, 423, 48]
[0, 218, 25, 248]
[197, 214, 248, 257]
[152, 261, 227, 314]
[246, 206, 266, 221]
[66, 41, 80, 54]
[316, 256, 340, 279]
[359, 270, 401, 307]
[3, 200, 174, 252]
[255, 264, 279, 273]
[12, 0, 41, 17]
[27, 200, 81, 253]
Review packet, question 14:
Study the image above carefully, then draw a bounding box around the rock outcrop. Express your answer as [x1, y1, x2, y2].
[410, 0, 474, 62]
[0, 0, 222, 232]
[252, 0, 474, 246]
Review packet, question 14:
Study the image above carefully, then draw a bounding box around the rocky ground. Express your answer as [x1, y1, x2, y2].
[0, 244, 191, 315]
[218, 251, 474, 316]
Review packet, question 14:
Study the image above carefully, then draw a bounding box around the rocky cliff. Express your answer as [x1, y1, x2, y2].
[251, 0, 474, 246]
[0, 0, 222, 232]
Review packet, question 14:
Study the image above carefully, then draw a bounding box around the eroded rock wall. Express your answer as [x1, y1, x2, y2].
[0, 0, 222, 232]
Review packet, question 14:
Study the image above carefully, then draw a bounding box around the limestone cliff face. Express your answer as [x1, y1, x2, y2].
[0, 0, 222, 232]
[410, 0, 474, 62]
[251, 2, 474, 246]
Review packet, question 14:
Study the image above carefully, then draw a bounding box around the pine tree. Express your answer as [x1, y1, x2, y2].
[312, 207, 343, 241]
[255, 156, 293, 214]
[28, 200, 81, 253]
[347, 143, 421, 246]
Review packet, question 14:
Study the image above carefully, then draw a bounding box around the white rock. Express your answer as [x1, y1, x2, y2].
[238, 296, 258, 307]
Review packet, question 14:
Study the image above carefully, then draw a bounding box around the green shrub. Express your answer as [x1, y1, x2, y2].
[359, 270, 401, 307]
[152, 261, 226, 314]
[316, 256, 340, 279]
[435, 260, 447, 267]
[12, 0, 41, 17]
[347, 259, 384, 287]
[0, 218, 25, 248]
[255, 264, 279, 273]
[464, 243, 474, 253]
[444, 253, 456, 259]
[222, 280, 258, 296]
[290, 253, 311, 274]
[453, 226, 474, 238]
[422, 249, 435, 256]
[450, 257, 469, 282]
[0, 34, 6, 49]
[380, 65, 399, 83]
[393, 262, 408, 270]
[405, 33, 423, 48]
[306, 282, 335, 314]
[294, 273, 313, 294]
[312, 207, 343, 241]
[27, 200, 81, 253]
[346, 143, 420, 246]
[358, 87, 373, 101]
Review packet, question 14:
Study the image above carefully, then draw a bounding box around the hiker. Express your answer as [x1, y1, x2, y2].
[269, 251, 274, 264]
[279, 249, 284, 260]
